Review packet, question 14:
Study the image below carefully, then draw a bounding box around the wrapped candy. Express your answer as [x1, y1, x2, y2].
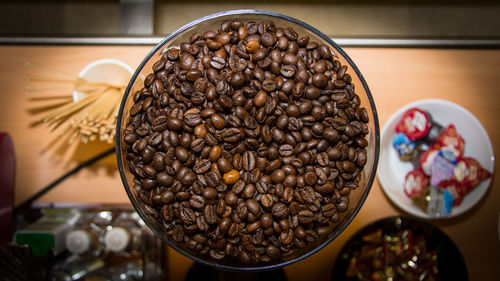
[345, 226, 440, 281]
[411, 185, 453, 216]
[395, 108, 431, 141]
[430, 148, 457, 186]
[395, 106, 492, 214]
[421, 111, 445, 145]
[435, 124, 465, 158]
[419, 146, 440, 176]
[393, 132, 418, 161]
[452, 157, 492, 193]
[438, 180, 466, 206]
[404, 169, 429, 198]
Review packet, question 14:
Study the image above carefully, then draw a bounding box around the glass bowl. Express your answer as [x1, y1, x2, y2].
[116, 9, 380, 270]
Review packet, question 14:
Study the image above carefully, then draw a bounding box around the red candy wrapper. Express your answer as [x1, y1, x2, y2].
[435, 124, 465, 158]
[439, 179, 466, 206]
[419, 145, 440, 176]
[452, 157, 492, 193]
[404, 169, 429, 198]
[395, 108, 431, 141]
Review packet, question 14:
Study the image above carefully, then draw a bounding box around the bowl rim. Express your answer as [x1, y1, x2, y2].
[116, 9, 380, 271]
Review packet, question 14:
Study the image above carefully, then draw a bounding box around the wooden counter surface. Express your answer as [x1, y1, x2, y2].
[0, 45, 499, 280]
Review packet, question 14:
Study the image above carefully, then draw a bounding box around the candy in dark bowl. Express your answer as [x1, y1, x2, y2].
[116, 10, 379, 270]
[332, 216, 467, 281]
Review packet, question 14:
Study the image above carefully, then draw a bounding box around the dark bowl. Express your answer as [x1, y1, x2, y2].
[332, 216, 467, 280]
[116, 9, 380, 270]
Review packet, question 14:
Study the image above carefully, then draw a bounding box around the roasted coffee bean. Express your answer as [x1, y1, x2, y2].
[190, 195, 205, 209]
[179, 206, 196, 224]
[221, 128, 241, 142]
[315, 167, 328, 183]
[316, 152, 329, 167]
[301, 186, 316, 204]
[242, 151, 256, 171]
[231, 179, 245, 195]
[194, 159, 212, 174]
[246, 199, 260, 215]
[298, 209, 315, 224]
[202, 204, 217, 225]
[223, 169, 240, 185]
[270, 169, 285, 183]
[196, 216, 209, 231]
[236, 202, 249, 219]
[255, 180, 269, 194]
[271, 203, 288, 219]
[260, 194, 274, 208]
[278, 144, 294, 156]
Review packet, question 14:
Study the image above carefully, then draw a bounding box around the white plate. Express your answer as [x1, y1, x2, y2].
[378, 99, 495, 219]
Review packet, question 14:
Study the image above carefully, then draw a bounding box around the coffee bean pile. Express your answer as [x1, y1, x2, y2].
[123, 20, 370, 265]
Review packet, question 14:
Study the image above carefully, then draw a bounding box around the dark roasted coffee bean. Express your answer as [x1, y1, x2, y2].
[194, 159, 211, 174]
[272, 203, 288, 219]
[196, 216, 209, 231]
[210, 56, 226, 69]
[316, 152, 329, 166]
[318, 44, 332, 59]
[279, 144, 293, 156]
[298, 209, 315, 224]
[260, 194, 274, 208]
[246, 199, 260, 215]
[231, 179, 245, 195]
[171, 224, 184, 242]
[236, 202, 249, 219]
[242, 151, 256, 171]
[342, 160, 356, 173]
[221, 128, 241, 142]
[255, 180, 269, 194]
[175, 146, 189, 162]
[243, 183, 256, 198]
[184, 113, 202, 127]
[287, 117, 302, 131]
[201, 187, 217, 202]
[336, 197, 349, 212]
[179, 207, 196, 224]
[270, 169, 285, 183]
[315, 167, 328, 183]
[322, 203, 336, 217]
[190, 195, 205, 209]
[280, 65, 296, 78]
[204, 204, 218, 225]
[301, 186, 316, 204]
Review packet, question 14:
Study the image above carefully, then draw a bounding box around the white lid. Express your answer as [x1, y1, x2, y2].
[66, 230, 92, 254]
[104, 227, 130, 252]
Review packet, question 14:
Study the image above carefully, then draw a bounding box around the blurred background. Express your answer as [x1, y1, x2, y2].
[1, 0, 499, 42]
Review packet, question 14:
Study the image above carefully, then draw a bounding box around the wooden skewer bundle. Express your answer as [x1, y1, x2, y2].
[26, 65, 128, 145]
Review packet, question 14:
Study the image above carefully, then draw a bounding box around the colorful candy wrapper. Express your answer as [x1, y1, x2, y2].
[395, 108, 431, 141]
[419, 145, 440, 176]
[427, 186, 453, 217]
[435, 124, 465, 158]
[421, 110, 445, 145]
[430, 148, 457, 186]
[453, 157, 492, 193]
[404, 169, 429, 198]
[438, 179, 466, 206]
[393, 132, 418, 161]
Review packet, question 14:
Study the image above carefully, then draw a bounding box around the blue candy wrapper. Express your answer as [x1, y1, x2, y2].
[427, 186, 454, 217]
[393, 132, 417, 161]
